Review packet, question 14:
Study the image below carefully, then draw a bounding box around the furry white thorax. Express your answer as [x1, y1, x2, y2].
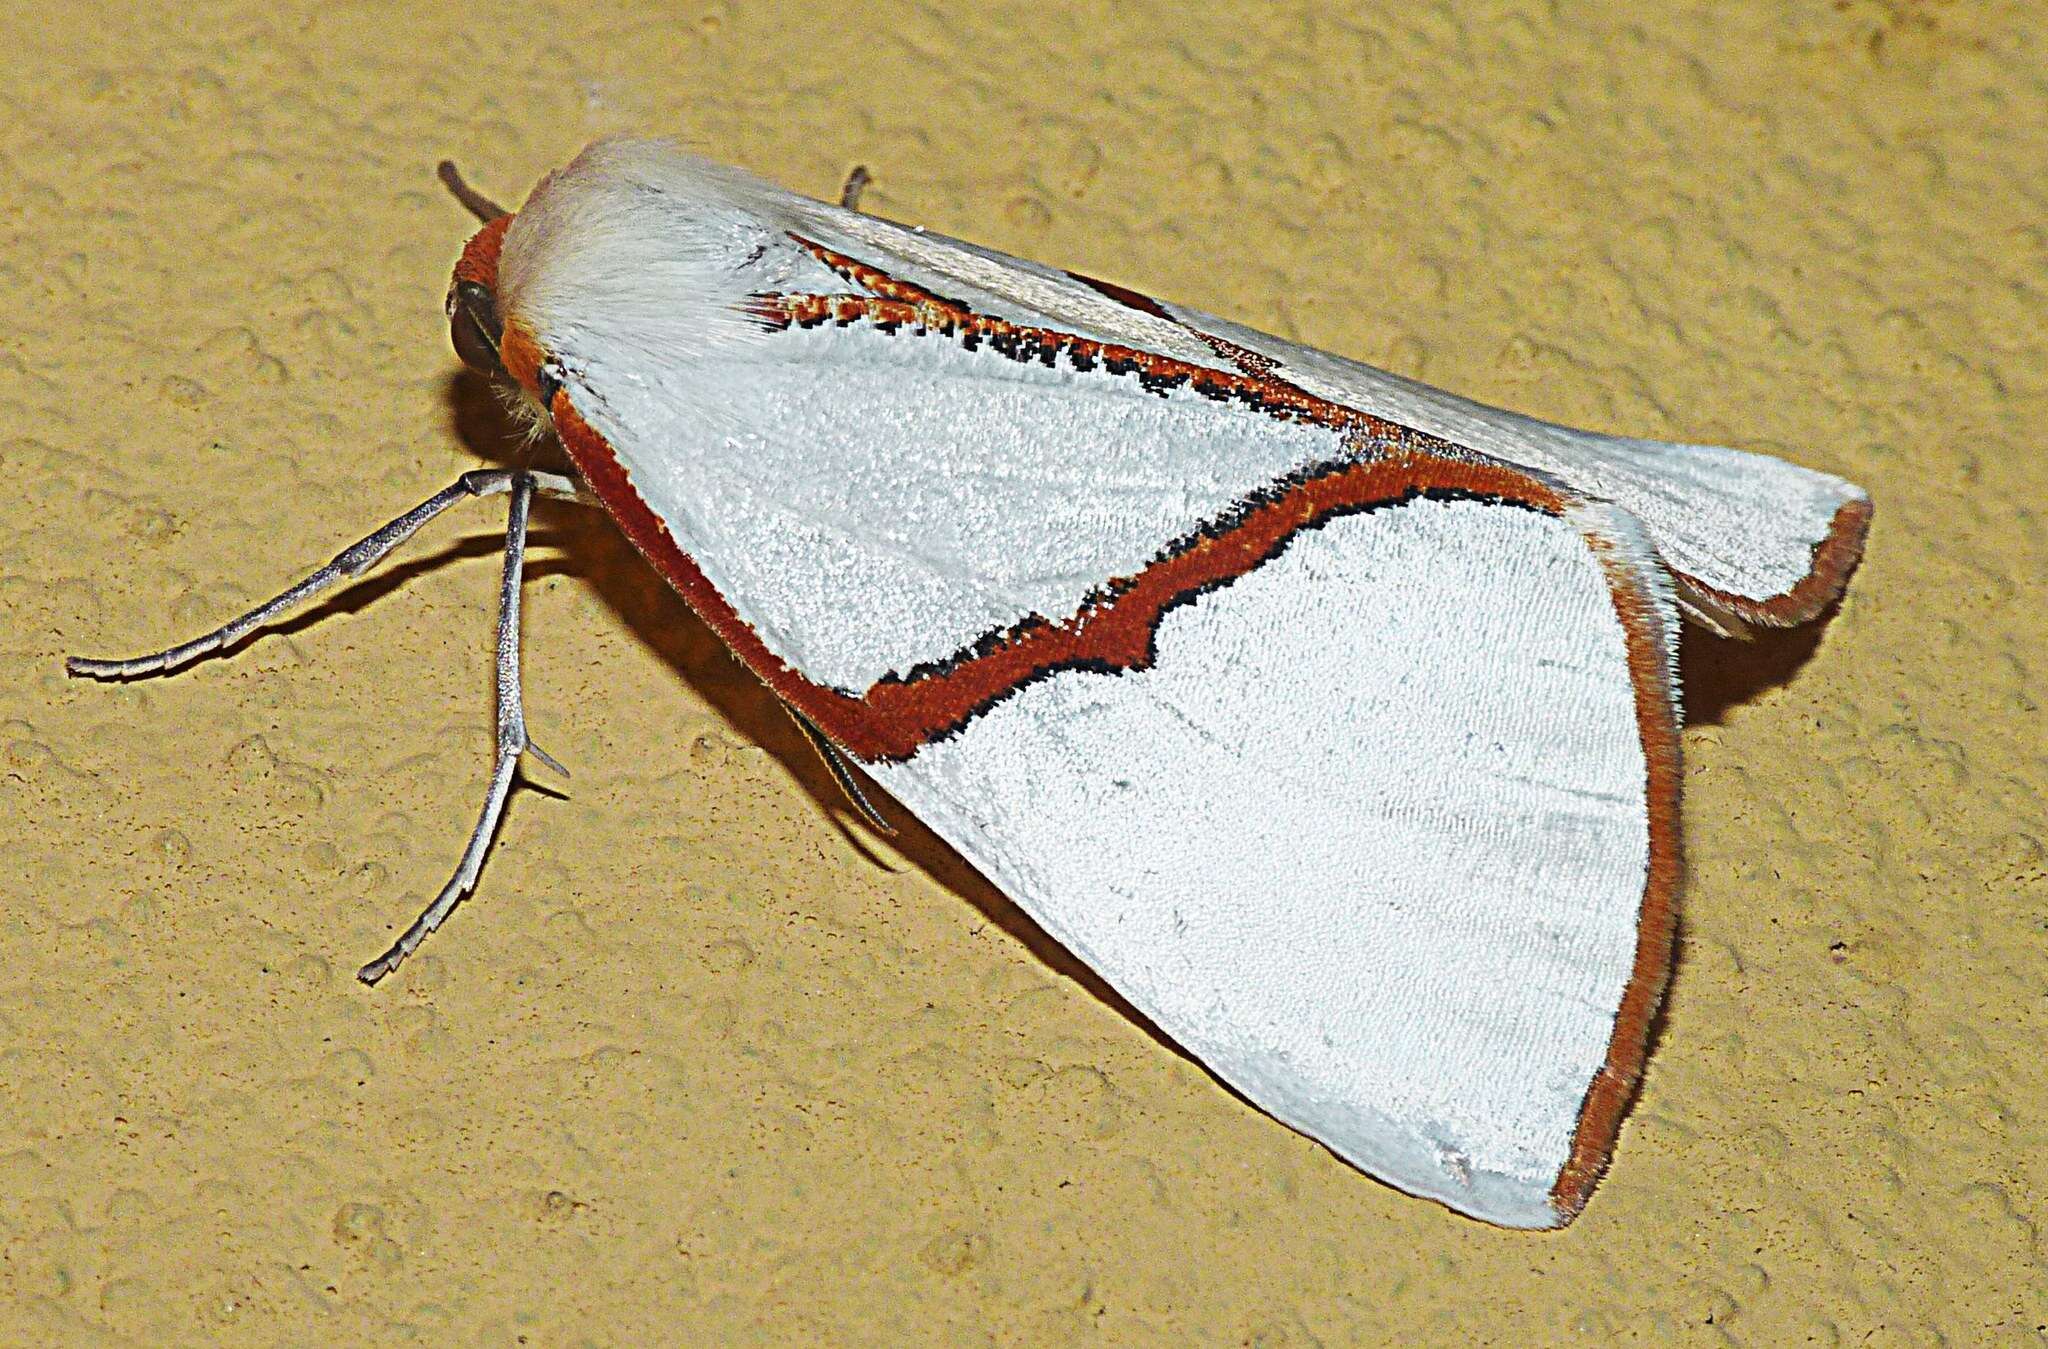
[500, 139, 819, 379]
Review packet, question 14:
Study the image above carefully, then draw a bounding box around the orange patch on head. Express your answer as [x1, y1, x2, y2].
[453, 216, 512, 291]
[497, 319, 546, 400]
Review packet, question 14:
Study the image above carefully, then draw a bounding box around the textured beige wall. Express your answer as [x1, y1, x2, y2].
[3, 0, 2042, 1342]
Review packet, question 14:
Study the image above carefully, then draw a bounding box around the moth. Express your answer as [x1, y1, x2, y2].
[71, 137, 1869, 1227]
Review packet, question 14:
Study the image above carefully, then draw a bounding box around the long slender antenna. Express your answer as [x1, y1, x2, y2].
[439, 160, 509, 223]
[838, 165, 871, 212]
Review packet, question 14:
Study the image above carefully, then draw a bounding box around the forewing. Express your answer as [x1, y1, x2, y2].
[805, 204, 1868, 629]
[1143, 306, 1871, 629]
[560, 317, 1354, 693]
[506, 135, 1860, 648]
[546, 315, 1679, 1222]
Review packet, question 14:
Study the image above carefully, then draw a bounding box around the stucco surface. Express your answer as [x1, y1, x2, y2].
[3, 0, 2042, 1342]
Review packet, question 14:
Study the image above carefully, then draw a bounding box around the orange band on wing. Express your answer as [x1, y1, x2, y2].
[775, 238, 1453, 459]
[497, 219, 1688, 1221]
[789, 233, 1868, 638]
[1678, 495, 1871, 629]
[1549, 529, 1683, 1222]
[552, 390, 1566, 763]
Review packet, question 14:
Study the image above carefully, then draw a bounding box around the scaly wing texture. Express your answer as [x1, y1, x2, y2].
[866, 495, 1679, 1227]
[498, 138, 1700, 1224]
[1119, 310, 1872, 629]
[502, 135, 1866, 639]
[796, 173, 1870, 628]
[553, 317, 1351, 693]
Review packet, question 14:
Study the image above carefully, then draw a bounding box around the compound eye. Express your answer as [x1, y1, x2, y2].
[447, 280, 506, 378]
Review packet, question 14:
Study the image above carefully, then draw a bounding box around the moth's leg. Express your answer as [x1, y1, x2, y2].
[783, 702, 895, 836]
[838, 165, 872, 212]
[358, 472, 564, 985]
[67, 469, 587, 679]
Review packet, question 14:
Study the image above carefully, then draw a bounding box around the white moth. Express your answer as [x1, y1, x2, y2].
[72, 136, 1869, 1228]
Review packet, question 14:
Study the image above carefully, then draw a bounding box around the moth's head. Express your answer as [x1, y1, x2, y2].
[448, 217, 511, 383]
[440, 162, 553, 429]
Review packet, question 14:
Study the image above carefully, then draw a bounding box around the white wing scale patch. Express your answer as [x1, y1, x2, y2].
[1151, 305, 1866, 612]
[869, 495, 1665, 1228]
[563, 317, 1352, 692]
[788, 182, 1866, 615]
